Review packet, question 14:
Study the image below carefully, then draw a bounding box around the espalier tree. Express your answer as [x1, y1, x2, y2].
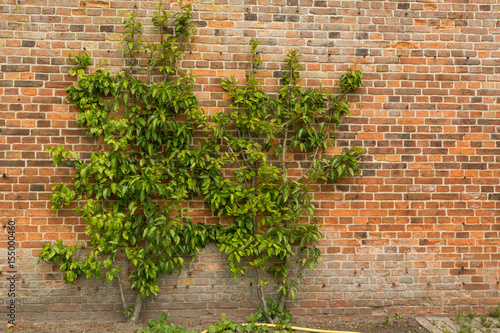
[201, 41, 364, 324]
[38, 0, 365, 325]
[38, 2, 219, 323]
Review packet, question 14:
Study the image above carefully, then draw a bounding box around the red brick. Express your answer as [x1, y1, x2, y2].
[1, 0, 499, 325]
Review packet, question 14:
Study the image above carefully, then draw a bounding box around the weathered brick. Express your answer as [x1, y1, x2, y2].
[99, 25, 114, 32]
[2, 65, 30, 72]
[22, 40, 36, 47]
[14, 80, 44, 87]
[1, 0, 499, 325]
[244, 13, 257, 21]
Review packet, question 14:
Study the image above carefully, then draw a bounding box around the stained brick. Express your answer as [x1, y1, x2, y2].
[244, 13, 257, 21]
[14, 80, 44, 87]
[30, 184, 46, 192]
[0, 160, 26, 167]
[70, 25, 84, 32]
[22, 40, 36, 47]
[99, 25, 114, 32]
[2, 65, 30, 72]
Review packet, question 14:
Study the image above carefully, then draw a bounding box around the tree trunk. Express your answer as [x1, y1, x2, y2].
[113, 258, 128, 314]
[256, 268, 275, 323]
[278, 290, 286, 313]
[129, 292, 143, 324]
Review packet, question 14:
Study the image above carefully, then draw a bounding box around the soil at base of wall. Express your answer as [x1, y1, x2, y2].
[8, 317, 425, 333]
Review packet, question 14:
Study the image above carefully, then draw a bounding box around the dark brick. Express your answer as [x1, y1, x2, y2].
[35, 74, 49, 80]
[22, 40, 36, 47]
[356, 32, 369, 39]
[9, 104, 23, 111]
[37, 57, 50, 65]
[14, 80, 43, 87]
[51, 58, 65, 65]
[489, 194, 500, 200]
[462, 163, 487, 170]
[30, 184, 46, 192]
[193, 20, 207, 27]
[273, 71, 286, 78]
[0, 80, 13, 87]
[356, 48, 369, 56]
[100, 25, 114, 32]
[2, 65, 30, 72]
[361, 170, 375, 177]
[314, 1, 326, 7]
[17, 112, 46, 119]
[0, 160, 25, 167]
[27, 160, 55, 167]
[70, 25, 84, 32]
[1, 128, 30, 135]
[31, 129, 60, 136]
[244, 13, 257, 21]
[336, 185, 349, 192]
[329, 32, 340, 38]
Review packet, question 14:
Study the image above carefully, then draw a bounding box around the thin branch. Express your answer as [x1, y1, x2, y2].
[297, 91, 350, 183]
[296, 146, 321, 183]
[235, 127, 257, 177]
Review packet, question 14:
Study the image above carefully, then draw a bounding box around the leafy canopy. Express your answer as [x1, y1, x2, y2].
[39, 2, 364, 324]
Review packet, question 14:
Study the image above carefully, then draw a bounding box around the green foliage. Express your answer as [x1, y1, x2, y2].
[203, 40, 364, 321]
[338, 67, 364, 93]
[207, 313, 271, 333]
[68, 51, 91, 77]
[255, 299, 292, 332]
[124, 306, 134, 318]
[256, 299, 292, 325]
[150, 0, 195, 77]
[447, 310, 500, 333]
[39, 1, 218, 321]
[39, 0, 364, 323]
[480, 316, 493, 329]
[488, 305, 500, 318]
[207, 313, 239, 333]
[453, 311, 477, 333]
[243, 313, 270, 333]
[38, 240, 85, 283]
[137, 313, 197, 333]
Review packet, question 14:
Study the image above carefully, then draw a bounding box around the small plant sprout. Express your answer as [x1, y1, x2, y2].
[488, 305, 500, 318]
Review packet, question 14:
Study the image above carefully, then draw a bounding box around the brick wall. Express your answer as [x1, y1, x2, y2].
[1, 0, 499, 324]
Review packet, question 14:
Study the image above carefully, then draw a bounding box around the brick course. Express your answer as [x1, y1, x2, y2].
[1, 0, 499, 324]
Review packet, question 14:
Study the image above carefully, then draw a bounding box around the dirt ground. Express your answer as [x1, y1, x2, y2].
[8, 316, 426, 333]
